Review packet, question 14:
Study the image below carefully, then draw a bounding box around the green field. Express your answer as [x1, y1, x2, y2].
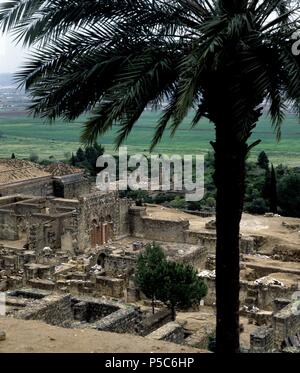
[0, 111, 299, 166]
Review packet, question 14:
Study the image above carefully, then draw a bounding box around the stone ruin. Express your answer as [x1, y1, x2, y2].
[2, 288, 184, 345]
[0, 158, 300, 352]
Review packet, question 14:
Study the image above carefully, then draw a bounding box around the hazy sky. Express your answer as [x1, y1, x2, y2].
[0, 1, 292, 74]
[0, 0, 28, 73]
[0, 34, 28, 73]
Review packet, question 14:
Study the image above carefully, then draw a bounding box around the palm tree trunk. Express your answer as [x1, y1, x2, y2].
[214, 126, 247, 354]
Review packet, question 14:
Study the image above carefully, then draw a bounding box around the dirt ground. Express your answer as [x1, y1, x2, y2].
[0, 317, 204, 353]
[176, 307, 256, 349]
[146, 205, 300, 252]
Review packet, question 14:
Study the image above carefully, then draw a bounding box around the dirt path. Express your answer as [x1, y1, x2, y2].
[146, 205, 300, 251]
[0, 317, 203, 353]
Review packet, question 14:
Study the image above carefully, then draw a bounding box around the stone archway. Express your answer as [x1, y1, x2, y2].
[91, 216, 114, 247]
[97, 252, 106, 268]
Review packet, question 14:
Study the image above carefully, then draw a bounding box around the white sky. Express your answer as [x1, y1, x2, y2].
[0, 1, 294, 74]
[0, 33, 27, 73]
[0, 0, 28, 73]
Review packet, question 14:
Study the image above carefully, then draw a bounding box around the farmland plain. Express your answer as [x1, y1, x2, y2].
[0, 111, 299, 166]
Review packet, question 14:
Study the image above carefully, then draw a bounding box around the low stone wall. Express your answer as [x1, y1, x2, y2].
[28, 279, 56, 291]
[10, 290, 145, 336]
[256, 285, 296, 310]
[95, 276, 125, 298]
[56, 279, 95, 296]
[129, 207, 255, 255]
[176, 246, 208, 268]
[250, 326, 274, 353]
[147, 322, 185, 345]
[104, 254, 136, 276]
[140, 308, 173, 336]
[71, 296, 120, 322]
[272, 245, 300, 263]
[141, 217, 189, 243]
[186, 231, 216, 251]
[0, 177, 53, 198]
[199, 277, 247, 306]
[248, 311, 273, 327]
[8, 288, 51, 300]
[93, 306, 142, 334]
[16, 294, 73, 326]
[129, 206, 189, 243]
[273, 303, 300, 348]
[200, 276, 293, 310]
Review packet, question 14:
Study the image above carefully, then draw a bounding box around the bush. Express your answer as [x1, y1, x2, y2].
[153, 192, 174, 204]
[257, 151, 270, 171]
[170, 196, 186, 209]
[208, 335, 216, 352]
[186, 201, 201, 211]
[135, 243, 208, 319]
[278, 173, 300, 217]
[244, 198, 267, 214]
[71, 143, 105, 176]
[29, 152, 39, 163]
[205, 196, 216, 208]
[135, 243, 167, 314]
[157, 261, 207, 320]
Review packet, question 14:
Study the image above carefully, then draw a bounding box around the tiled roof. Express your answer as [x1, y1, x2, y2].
[0, 159, 51, 185]
[43, 162, 83, 177]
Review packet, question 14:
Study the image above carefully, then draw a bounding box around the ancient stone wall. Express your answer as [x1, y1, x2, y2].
[256, 285, 296, 310]
[0, 210, 18, 240]
[129, 207, 254, 255]
[16, 294, 73, 326]
[250, 326, 274, 352]
[272, 245, 300, 263]
[8, 288, 50, 300]
[140, 308, 173, 336]
[200, 276, 292, 310]
[53, 174, 90, 199]
[175, 246, 208, 268]
[187, 231, 216, 251]
[77, 192, 129, 251]
[0, 177, 53, 197]
[129, 207, 189, 243]
[118, 198, 130, 237]
[102, 254, 136, 276]
[93, 306, 142, 334]
[71, 296, 120, 322]
[147, 322, 185, 345]
[95, 276, 125, 298]
[273, 303, 300, 348]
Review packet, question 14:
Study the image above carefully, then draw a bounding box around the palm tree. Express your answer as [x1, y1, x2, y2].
[1, 0, 299, 353]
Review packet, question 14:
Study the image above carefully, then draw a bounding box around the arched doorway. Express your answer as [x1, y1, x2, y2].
[91, 217, 114, 247]
[97, 253, 106, 268]
[91, 219, 105, 247]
